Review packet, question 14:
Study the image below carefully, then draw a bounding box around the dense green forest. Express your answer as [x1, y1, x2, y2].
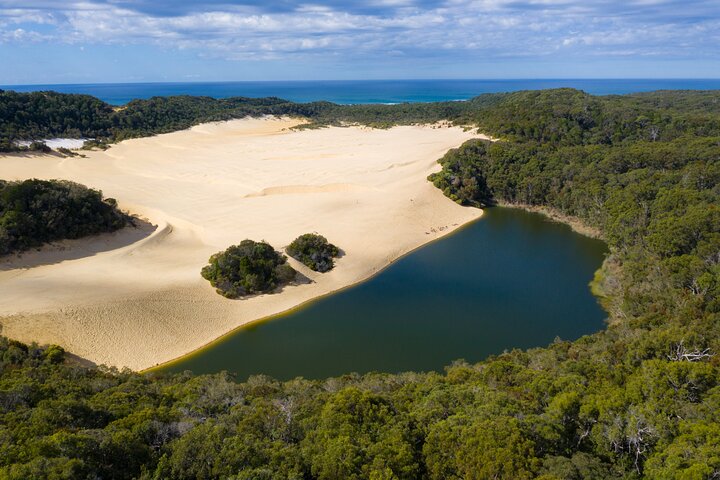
[201, 240, 298, 298]
[3, 87, 718, 150]
[0, 89, 719, 478]
[286, 233, 340, 272]
[0, 90, 315, 150]
[0, 179, 127, 255]
[0, 88, 485, 150]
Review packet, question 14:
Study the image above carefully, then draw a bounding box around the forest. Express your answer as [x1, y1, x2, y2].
[0, 179, 127, 255]
[0, 89, 719, 479]
[0, 88, 483, 150]
[0, 90, 313, 150]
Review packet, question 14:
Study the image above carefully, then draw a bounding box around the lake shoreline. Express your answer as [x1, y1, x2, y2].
[160, 206, 608, 380]
[147, 203, 609, 375]
[497, 201, 603, 239]
[0, 117, 484, 371]
[143, 211, 485, 374]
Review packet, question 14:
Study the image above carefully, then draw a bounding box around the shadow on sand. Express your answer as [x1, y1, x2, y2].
[0, 217, 157, 271]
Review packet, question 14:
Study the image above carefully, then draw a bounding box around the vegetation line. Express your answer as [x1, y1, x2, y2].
[497, 201, 604, 239]
[143, 214, 483, 374]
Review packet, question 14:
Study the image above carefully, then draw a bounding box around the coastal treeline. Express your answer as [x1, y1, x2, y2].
[0, 91, 114, 150]
[0, 89, 495, 150]
[0, 88, 478, 151]
[0, 90, 314, 150]
[0, 89, 719, 478]
[4, 87, 718, 151]
[0, 179, 126, 255]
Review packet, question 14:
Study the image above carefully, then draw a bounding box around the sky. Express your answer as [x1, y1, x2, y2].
[0, 0, 718, 84]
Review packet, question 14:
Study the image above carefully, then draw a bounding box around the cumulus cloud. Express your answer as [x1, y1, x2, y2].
[0, 0, 717, 62]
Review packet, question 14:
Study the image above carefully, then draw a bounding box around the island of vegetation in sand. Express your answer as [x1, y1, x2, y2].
[0, 88, 718, 478]
[201, 240, 298, 298]
[286, 233, 340, 273]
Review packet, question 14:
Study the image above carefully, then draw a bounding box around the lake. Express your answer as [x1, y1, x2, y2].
[159, 207, 607, 380]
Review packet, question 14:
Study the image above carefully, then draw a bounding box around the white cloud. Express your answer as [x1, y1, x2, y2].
[0, 0, 717, 62]
[0, 26, 52, 41]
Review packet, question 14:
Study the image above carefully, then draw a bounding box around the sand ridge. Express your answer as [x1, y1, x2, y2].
[0, 117, 484, 370]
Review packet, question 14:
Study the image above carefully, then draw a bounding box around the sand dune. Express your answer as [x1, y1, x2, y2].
[0, 117, 484, 370]
[245, 183, 373, 197]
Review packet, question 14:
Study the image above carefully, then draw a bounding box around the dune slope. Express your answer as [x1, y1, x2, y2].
[0, 117, 483, 370]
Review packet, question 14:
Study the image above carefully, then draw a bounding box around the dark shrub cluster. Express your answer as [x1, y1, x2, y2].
[0, 179, 127, 255]
[286, 233, 340, 272]
[201, 240, 297, 298]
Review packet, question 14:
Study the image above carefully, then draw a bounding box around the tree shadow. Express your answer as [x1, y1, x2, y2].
[0, 217, 157, 271]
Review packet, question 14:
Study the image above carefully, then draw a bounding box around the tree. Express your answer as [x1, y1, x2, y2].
[286, 233, 340, 272]
[201, 240, 297, 298]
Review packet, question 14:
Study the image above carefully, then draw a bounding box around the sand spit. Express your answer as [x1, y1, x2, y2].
[0, 117, 484, 370]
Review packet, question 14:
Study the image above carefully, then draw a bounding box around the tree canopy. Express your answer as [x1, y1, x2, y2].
[201, 240, 297, 298]
[286, 233, 340, 272]
[0, 179, 127, 255]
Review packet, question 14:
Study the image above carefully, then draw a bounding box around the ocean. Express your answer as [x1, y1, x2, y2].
[3, 79, 719, 106]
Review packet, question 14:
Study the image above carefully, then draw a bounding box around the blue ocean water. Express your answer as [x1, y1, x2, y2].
[3, 79, 719, 105]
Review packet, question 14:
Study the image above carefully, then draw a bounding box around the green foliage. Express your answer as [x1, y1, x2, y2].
[1, 89, 719, 478]
[424, 415, 538, 479]
[0, 90, 322, 151]
[28, 141, 51, 153]
[645, 420, 720, 479]
[0, 90, 113, 151]
[286, 233, 340, 272]
[461, 88, 720, 146]
[425, 89, 720, 477]
[56, 147, 81, 157]
[201, 240, 297, 298]
[428, 139, 494, 206]
[109, 95, 316, 141]
[0, 89, 474, 151]
[0, 179, 127, 255]
[4, 87, 720, 153]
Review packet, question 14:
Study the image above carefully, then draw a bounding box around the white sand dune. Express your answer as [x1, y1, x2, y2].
[0, 117, 484, 370]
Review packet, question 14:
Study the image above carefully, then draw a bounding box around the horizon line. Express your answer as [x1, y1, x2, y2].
[3, 78, 720, 88]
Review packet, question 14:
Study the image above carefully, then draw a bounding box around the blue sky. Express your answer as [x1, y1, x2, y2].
[0, 0, 718, 84]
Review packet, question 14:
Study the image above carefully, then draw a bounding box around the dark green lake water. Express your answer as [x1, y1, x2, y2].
[160, 207, 608, 380]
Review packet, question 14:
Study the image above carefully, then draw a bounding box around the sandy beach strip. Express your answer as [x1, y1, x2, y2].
[0, 117, 485, 370]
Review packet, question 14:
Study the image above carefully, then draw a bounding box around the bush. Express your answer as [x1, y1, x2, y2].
[201, 240, 297, 298]
[56, 147, 80, 157]
[0, 179, 127, 255]
[286, 233, 340, 272]
[28, 141, 51, 153]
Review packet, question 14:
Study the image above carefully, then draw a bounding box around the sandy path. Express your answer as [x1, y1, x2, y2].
[0, 117, 484, 370]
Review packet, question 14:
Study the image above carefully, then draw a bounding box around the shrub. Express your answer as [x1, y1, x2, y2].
[286, 233, 340, 272]
[201, 240, 297, 298]
[28, 141, 51, 153]
[56, 147, 80, 157]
